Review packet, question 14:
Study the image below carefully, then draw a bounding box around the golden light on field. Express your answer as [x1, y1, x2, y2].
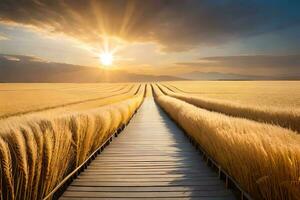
[99, 52, 114, 66]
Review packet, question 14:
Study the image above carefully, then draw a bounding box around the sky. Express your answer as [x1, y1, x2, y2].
[0, 0, 300, 77]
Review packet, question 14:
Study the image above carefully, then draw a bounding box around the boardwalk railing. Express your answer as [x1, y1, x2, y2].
[186, 133, 253, 200]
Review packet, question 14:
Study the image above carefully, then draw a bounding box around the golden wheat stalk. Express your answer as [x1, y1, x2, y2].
[29, 123, 44, 199]
[8, 130, 29, 199]
[158, 84, 300, 133]
[41, 127, 54, 197]
[155, 94, 300, 200]
[0, 137, 14, 200]
[0, 95, 143, 200]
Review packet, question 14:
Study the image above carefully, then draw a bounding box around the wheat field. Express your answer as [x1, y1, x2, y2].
[1, 81, 299, 200]
[0, 83, 138, 118]
[159, 82, 300, 133]
[153, 82, 300, 200]
[0, 83, 145, 199]
[165, 81, 300, 108]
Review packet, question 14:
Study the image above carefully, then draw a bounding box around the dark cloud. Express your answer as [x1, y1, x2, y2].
[176, 55, 300, 76]
[0, 0, 300, 51]
[199, 55, 300, 69]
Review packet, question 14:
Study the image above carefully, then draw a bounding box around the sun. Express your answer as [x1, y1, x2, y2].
[99, 52, 113, 66]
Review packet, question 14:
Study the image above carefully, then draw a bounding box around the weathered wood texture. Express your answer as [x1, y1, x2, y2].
[60, 99, 235, 200]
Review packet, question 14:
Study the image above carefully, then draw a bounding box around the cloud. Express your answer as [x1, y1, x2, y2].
[199, 55, 300, 69]
[0, 54, 49, 63]
[176, 55, 300, 76]
[0, 33, 8, 40]
[0, 0, 299, 52]
[2, 55, 20, 61]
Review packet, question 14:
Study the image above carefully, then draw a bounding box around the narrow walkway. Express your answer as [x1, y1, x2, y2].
[60, 98, 235, 200]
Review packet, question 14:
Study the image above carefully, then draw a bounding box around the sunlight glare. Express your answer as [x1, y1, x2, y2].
[99, 52, 113, 66]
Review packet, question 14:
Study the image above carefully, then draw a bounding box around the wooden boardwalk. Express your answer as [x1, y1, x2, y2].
[60, 98, 235, 200]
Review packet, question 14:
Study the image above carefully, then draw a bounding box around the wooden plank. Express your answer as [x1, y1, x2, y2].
[79, 171, 213, 175]
[62, 191, 233, 198]
[83, 168, 214, 173]
[60, 99, 235, 199]
[92, 158, 202, 162]
[66, 185, 227, 192]
[76, 177, 220, 182]
[71, 180, 224, 187]
[60, 197, 235, 200]
[94, 155, 202, 159]
[90, 160, 204, 164]
[99, 154, 201, 157]
[88, 164, 206, 168]
[78, 174, 217, 178]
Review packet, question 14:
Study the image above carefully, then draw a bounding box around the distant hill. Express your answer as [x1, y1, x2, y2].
[0, 54, 182, 82]
[177, 71, 300, 80]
